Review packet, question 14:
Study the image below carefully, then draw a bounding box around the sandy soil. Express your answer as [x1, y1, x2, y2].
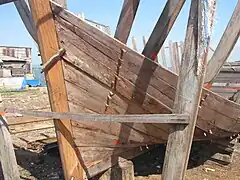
[2, 88, 240, 180]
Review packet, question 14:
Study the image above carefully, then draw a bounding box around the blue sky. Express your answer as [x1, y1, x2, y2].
[0, 0, 239, 65]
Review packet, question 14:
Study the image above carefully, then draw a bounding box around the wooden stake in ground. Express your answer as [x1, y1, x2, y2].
[0, 116, 20, 180]
[162, 0, 216, 180]
[29, 0, 83, 179]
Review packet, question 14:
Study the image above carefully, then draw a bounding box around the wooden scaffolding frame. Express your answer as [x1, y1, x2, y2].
[0, 0, 239, 179]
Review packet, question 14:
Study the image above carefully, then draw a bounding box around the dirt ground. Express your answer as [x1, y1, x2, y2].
[1, 87, 240, 180]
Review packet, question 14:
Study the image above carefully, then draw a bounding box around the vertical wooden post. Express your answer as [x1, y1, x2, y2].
[132, 36, 138, 51]
[29, 0, 83, 179]
[172, 42, 180, 74]
[168, 40, 177, 73]
[162, 0, 216, 180]
[160, 47, 168, 68]
[0, 116, 20, 180]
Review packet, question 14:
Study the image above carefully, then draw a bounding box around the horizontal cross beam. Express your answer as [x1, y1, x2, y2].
[5, 108, 189, 124]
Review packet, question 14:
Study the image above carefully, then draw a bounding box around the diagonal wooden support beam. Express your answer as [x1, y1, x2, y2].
[14, 0, 38, 43]
[162, 0, 216, 179]
[114, 0, 140, 43]
[142, 0, 185, 61]
[205, 0, 240, 84]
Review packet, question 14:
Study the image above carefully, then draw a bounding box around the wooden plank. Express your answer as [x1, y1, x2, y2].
[14, 0, 38, 43]
[28, 0, 83, 179]
[0, 116, 20, 180]
[5, 108, 189, 124]
[162, 0, 216, 179]
[205, 0, 240, 84]
[0, 0, 17, 5]
[142, 0, 186, 60]
[114, 0, 140, 43]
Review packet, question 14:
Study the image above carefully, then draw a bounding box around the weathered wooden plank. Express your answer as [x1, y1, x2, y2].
[5, 108, 189, 124]
[162, 1, 216, 179]
[29, 0, 83, 179]
[142, 0, 186, 60]
[57, 26, 173, 112]
[14, 0, 38, 43]
[114, 0, 140, 43]
[52, 2, 240, 134]
[0, 116, 20, 180]
[205, 0, 240, 84]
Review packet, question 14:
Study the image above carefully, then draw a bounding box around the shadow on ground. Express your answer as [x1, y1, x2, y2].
[14, 144, 64, 180]
[14, 140, 232, 179]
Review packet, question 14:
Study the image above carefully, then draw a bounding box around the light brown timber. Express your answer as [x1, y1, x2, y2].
[162, 0, 215, 179]
[29, 0, 83, 179]
[205, 0, 240, 84]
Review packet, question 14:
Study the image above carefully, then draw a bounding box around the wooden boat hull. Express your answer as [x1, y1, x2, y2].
[50, 3, 240, 177]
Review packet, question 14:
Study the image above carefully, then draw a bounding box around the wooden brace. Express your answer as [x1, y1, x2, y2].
[41, 48, 66, 73]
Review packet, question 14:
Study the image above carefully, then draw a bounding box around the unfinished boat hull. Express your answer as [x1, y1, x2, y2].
[48, 3, 240, 177]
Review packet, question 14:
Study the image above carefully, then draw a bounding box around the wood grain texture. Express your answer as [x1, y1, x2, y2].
[29, 0, 83, 179]
[205, 0, 240, 83]
[142, 0, 186, 60]
[51, 2, 240, 177]
[162, 1, 215, 179]
[14, 0, 38, 43]
[114, 0, 140, 43]
[52, 1, 240, 137]
[0, 116, 20, 180]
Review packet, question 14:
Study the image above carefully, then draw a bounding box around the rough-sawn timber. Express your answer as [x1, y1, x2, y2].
[50, 1, 240, 178]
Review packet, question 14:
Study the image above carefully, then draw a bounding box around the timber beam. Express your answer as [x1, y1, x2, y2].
[142, 0, 185, 61]
[114, 0, 140, 43]
[5, 108, 190, 124]
[162, 0, 216, 179]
